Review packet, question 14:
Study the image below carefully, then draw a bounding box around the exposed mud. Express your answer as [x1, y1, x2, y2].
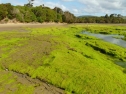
[1, 70, 64, 94]
[0, 23, 67, 31]
[0, 24, 66, 94]
[12, 71, 64, 94]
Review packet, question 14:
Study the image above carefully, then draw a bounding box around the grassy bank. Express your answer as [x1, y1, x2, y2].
[82, 24, 126, 40]
[0, 24, 126, 94]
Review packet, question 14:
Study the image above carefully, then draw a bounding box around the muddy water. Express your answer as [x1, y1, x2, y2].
[82, 31, 126, 48]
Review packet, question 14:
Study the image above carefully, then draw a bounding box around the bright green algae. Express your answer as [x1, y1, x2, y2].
[0, 25, 126, 94]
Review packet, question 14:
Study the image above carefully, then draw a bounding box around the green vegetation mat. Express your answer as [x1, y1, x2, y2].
[0, 24, 126, 94]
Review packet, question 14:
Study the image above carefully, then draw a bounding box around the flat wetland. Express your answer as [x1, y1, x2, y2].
[0, 23, 126, 94]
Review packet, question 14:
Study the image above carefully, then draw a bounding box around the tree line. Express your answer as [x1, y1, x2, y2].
[0, 2, 126, 23]
[0, 3, 75, 23]
[76, 14, 126, 23]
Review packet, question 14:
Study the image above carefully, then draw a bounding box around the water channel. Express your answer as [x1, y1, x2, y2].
[82, 31, 126, 69]
[82, 31, 126, 48]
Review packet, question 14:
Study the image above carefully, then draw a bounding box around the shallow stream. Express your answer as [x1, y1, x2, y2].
[82, 31, 126, 68]
[82, 31, 126, 48]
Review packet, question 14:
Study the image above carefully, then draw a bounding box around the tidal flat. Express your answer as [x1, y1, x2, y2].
[0, 24, 126, 94]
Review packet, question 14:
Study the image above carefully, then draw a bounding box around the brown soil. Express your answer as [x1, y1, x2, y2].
[0, 24, 66, 94]
[1, 70, 64, 94]
[1, 23, 126, 32]
[0, 23, 67, 31]
[2, 34, 58, 69]
[13, 71, 64, 94]
[0, 34, 64, 93]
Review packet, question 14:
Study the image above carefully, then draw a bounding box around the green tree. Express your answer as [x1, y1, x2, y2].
[110, 14, 114, 18]
[105, 14, 109, 18]
[0, 4, 7, 20]
[45, 7, 56, 22]
[0, 3, 13, 20]
[32, 6, 46, 22]
[24, 10, 36, 22]
[62, 11, 75, 23]
[53, 7, 63, 14]
[25, 0, 34, 7]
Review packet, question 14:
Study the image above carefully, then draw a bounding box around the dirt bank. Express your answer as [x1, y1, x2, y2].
[0, 23, 67, 31]
[1, 70, 64, 94]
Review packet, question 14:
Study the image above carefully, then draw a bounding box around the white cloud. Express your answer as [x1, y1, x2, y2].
[1, 0, 126, 16]
[78, 0, 126, 15]
[71, 9, 82, 15]
[73, 9, 78, 13]
[44, 2, 68, 11]
[33, 0, 68, 11]
[33, 0, 43, 6]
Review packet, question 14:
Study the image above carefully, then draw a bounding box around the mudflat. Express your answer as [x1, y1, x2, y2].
[0, 23, 67, 31]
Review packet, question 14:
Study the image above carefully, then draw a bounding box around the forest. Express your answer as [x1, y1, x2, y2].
[0, 2, 126, 23]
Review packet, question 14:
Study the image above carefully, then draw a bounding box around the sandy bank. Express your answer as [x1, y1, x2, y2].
[0, 23, 67, 31]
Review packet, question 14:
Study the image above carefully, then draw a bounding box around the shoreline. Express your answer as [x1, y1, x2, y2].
[0, 22, 67, 26]
[0, 23, 126, 31]
[0, 23, 67, 31]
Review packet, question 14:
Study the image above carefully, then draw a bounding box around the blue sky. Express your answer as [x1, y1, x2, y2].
[0, 0, 126, 16]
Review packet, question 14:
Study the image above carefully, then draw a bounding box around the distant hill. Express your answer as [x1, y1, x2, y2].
[77, 15, 98, 18]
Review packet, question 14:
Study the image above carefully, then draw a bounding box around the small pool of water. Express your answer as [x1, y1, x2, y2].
[82, 31, 126, 48]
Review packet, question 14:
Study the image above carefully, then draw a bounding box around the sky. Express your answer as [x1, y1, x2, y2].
[0, 0, 126, 16]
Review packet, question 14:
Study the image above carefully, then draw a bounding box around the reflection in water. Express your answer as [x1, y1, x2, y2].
[82, 31, 126, 48]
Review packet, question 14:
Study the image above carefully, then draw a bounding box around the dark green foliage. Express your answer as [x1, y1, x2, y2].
[45, 8, 56, 22]
[54, 14, 62, 22]
[75, 34, 82, 38]
[62, 11, 75, 23]
[77, 14, 126, 23]
[0, 3, 13, 20]
[24, 10, 36, 22]
[24, 0, 34, 7]
[16, 14, 24, 22]
[0, 3, 67, 23]
[37, 17, 44, 23]
[123, 69, 126, 73]
[32, 6, 46, 21]
[53, 7, 63, 14]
